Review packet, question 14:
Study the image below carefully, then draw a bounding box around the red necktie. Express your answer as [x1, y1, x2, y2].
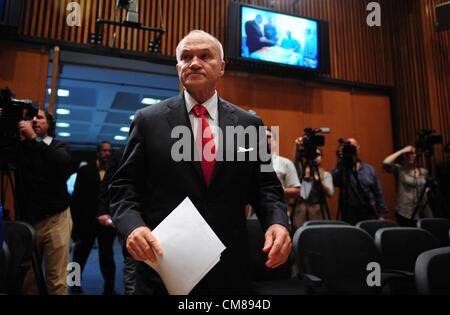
[193, 104, 216, 185]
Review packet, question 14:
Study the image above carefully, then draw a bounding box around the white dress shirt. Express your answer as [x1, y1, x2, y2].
[184, 90, 219, 150]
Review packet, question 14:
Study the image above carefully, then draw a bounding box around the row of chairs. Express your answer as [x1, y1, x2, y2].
[306, 218, 450, 247]
[247, 218, 450, 295]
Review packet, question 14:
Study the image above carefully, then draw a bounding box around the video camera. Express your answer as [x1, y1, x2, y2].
[415, 129, 443, 153]
[337, 138, 358, 168]
[0, 87, 39, 149]
[299, 127, 329, 160]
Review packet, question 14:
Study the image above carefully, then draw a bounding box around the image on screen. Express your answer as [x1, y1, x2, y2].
[0, 0, 5, 22]
[241, 6, 319, 69]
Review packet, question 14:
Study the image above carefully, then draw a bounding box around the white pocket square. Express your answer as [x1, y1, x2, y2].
[238, 147, 254, 153]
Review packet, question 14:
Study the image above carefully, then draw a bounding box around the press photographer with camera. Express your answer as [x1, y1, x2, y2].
[292, 131, 334, 230]
[332, 138, 388, 225]
[383, 145, 433, 226]
[16, 108, 73, 294]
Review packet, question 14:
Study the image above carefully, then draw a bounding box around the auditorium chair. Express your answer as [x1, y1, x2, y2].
[293, 225, 382, 294]
[356, 219, 398, 239]
[417, 218, 450, 247]
[415, 247, 450, 294]
[374, 227, 439, 294]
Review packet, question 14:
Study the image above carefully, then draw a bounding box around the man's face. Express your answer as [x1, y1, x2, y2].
[347, 138, 361, 156]
[256, 15, 263, 24]
[32, 109, 49, 137]
[98, 143, 112, 165]
[176, 33, 225, 95]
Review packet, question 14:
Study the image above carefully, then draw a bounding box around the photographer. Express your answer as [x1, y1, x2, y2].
[292, 137, 333, 230]
[16, 108, 72, 294]
[383, 145, 433, 226]
[332, 138, 388, 225]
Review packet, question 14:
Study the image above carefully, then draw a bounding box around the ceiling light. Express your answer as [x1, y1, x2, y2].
[57, 89, 70, 97]
[47, 89, 70, 97]
[141, 97, 161, 105]
[120, 127, 130, 133]
[56, 108, 71, 115]
[58, 132, 71, 137]
[114, 135, 127, 141]
[56, 122, 70, 128]
[129, 115, 135, 120]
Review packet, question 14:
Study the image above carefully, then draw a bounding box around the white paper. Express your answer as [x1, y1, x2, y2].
[145, 197, 226, 295]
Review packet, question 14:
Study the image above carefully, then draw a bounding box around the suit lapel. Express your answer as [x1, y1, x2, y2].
[209, 97, 238, 187]
[165, 94, 205, 187]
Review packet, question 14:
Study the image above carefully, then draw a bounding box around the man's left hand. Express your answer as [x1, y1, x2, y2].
[262, 224, 292, 269]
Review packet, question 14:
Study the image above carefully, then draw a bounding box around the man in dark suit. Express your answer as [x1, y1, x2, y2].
[109, 30, 291, 295]
[98, 148, 137, 295]
[71, 141, 117, 295]
[245, 14, 275, 55]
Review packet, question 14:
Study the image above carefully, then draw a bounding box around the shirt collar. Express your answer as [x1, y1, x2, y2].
[43, 136, 53, 146]
[184, 90, 218, 121]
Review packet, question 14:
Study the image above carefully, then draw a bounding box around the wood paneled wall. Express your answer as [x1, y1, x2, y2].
[218, 73, 396, 219]
[0, 42, 49, 104]
[387, 0, 450, 155]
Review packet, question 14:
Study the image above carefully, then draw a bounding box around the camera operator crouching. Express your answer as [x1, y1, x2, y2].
[17, 108, 73, 294]
[332, 138, 388, 225]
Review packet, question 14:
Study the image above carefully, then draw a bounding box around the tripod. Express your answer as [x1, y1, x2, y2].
[299, 158, 330, 221]
[0, 143, 27, 221]
[0, 158, 19, 221]
[411, 149, 450, 219]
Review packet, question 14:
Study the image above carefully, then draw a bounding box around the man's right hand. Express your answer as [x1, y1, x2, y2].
[126, 226, 163, 263]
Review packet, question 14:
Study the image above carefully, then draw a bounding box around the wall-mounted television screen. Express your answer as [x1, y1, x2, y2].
[227, 2, 330, 73]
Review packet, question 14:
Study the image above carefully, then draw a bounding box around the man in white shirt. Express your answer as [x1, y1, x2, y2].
[267, 128, 300, 217]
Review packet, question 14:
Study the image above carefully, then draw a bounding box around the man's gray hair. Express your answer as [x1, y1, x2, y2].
[176, 30, 224, 62]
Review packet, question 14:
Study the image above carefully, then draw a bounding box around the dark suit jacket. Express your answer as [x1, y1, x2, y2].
[109, 94, 288, 294]
[98, 150, 124, 217]
[71, 161, 103, 232]
[245, 20, 264, 54]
